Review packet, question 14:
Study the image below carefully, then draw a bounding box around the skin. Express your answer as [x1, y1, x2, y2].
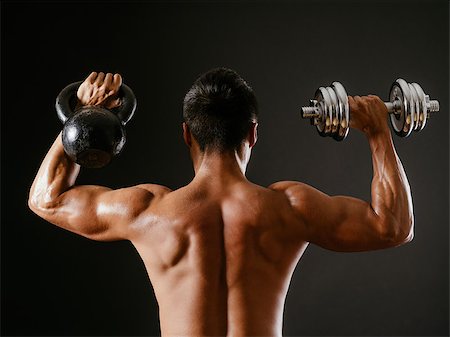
[29, 72, 414, 336]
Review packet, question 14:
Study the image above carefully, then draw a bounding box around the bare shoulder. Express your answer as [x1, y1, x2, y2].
[268, 181, 328, 210]
[269, 180, 318, 196]
[112, 184, 172, 213]
[134, 183, 173, 196]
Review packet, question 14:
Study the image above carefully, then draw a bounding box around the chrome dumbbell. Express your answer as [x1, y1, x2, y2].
[301, 79, 440, 140]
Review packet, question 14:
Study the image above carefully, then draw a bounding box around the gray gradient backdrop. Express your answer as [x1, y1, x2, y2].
[2, 1, 449, 336]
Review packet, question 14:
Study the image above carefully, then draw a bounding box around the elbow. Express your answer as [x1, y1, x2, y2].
[28, 195, 45, 217]
[395, 221, 414, 246]
[401, 217, 415, 244]
[378, 216, 414, 247]
[28, 192, 40, 214]
[403, 228, 414, 244]
[398, 214, 415, 245]
[28, 190, 57, 217]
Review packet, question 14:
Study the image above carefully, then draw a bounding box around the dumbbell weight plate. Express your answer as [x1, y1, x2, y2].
[326, 86, 340, 137]
[408, 83, 421, 131]
[331, 95, 344, 141]
[320, 87, 333, 136]
[331, 82, 349, 141]
[315, 87, 333, 137]
[389, 79, 414, 137]
[411, 82, 428, 132]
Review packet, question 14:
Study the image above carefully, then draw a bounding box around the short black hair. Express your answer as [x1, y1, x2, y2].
[183, 67, 258, 152]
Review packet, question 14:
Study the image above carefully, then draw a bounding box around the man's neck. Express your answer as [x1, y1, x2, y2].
[192, 150, 248, 183]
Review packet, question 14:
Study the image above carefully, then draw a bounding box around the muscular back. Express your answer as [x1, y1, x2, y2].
[129, 178, 308, 336]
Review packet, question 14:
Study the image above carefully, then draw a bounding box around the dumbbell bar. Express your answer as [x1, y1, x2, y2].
[301, 79, 440, 140]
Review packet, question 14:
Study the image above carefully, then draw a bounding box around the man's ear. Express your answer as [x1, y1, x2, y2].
[248, 122, 258, 148]
[182, 122, 192, 147]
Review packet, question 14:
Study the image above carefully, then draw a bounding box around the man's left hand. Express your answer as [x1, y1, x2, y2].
[77, 71, 122, 109]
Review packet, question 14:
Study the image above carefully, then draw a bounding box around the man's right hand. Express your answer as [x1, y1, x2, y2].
[348, 95, 390, 137]
[77, 71, 123, 109]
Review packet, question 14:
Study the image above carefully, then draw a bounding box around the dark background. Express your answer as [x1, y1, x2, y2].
[2, 1, 449, 336]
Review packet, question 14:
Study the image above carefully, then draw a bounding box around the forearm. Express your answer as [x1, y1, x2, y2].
[29, 132, 80, 211]
[367, 130, 414, 242]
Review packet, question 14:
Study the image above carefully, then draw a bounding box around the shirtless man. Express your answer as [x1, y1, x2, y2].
[29, 69, 414, 336]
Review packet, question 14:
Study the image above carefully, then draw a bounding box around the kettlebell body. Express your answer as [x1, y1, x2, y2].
[55, 80, 137, 168]
[62, 106, 125, 168]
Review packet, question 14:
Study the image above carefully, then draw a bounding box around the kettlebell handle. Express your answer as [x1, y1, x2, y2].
[55, 80, 137, 125]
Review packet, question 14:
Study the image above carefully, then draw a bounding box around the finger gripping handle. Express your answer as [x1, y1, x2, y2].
[55, 80, 137, 125]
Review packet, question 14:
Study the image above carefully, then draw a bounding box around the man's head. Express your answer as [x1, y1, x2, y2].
[183, 68, 258, 156]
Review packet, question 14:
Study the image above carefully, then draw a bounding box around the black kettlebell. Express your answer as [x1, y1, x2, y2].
[55, 81, 137, 168]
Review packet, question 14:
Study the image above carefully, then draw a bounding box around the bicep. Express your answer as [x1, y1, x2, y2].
[273, 182, 392, 252]
[38, 185, 156, 241]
